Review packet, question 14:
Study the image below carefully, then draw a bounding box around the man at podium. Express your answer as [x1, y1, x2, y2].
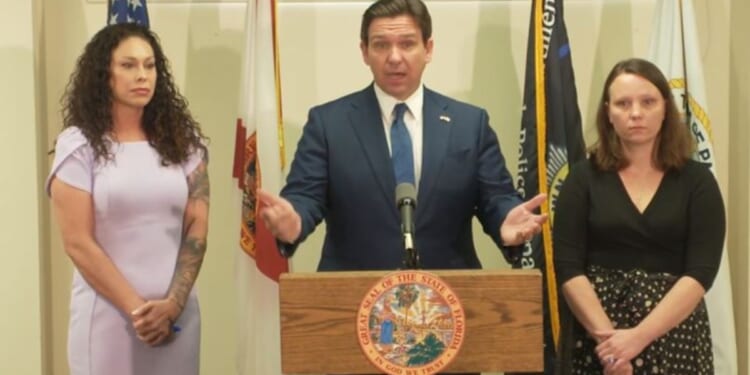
[259, 0, 545, 274]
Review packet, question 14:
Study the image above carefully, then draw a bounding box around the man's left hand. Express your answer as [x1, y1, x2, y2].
[500, 193, 548, 246]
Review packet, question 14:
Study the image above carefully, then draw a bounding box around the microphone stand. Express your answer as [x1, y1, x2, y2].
[396, 183, 420, 269]
[399, 195, 420, 270]
[402, 233, 420, 269]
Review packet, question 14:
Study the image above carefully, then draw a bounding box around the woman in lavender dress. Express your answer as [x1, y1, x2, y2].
[47, 23, 209, 375]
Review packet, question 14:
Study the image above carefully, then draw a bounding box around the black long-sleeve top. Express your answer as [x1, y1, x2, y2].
[553, 159, 726, 291]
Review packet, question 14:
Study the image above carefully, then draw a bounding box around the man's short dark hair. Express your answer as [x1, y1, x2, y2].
[360, 0, 432, 44]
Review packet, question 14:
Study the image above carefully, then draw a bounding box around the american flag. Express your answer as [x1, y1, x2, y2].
[108, 0, 149, 28]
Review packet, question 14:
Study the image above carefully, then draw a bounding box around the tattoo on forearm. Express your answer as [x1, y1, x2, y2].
[167, 159, 209, 313]
[187, 162, 210, 205]
[167, 236, 207, 311]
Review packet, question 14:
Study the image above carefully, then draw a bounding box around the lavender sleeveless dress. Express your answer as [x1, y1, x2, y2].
[47, 127, 202, 375]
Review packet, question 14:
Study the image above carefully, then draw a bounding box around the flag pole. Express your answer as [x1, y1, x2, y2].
[532, 0, 560, 348]
[678, 0, 692, 122]
[271, 0, 286, 170]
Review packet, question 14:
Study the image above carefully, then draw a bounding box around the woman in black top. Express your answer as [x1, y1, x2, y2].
[553, 58, 725, 375]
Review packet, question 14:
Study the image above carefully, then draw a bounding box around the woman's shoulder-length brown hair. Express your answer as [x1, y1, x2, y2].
[589, 58, 694, 172]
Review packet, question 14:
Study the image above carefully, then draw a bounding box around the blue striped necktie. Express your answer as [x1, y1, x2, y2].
[390, 103, 415, 185]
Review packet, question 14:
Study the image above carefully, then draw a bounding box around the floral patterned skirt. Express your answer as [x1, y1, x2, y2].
[559, 265, 713, 375]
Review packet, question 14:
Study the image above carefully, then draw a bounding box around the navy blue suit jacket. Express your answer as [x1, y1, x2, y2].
[281, 85, 522, 271]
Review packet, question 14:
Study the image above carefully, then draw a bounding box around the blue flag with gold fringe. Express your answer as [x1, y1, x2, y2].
[516, 0, 585, 372]
[108, 0, 150, 28]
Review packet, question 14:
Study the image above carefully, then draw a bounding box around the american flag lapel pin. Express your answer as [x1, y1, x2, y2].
[439, 114, 451, 123]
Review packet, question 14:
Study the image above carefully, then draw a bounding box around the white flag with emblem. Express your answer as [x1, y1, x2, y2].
[233, 1, 288, 374]
[648, 1, 737, 374]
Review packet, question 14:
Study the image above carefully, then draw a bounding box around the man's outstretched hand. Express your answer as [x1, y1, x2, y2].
[500, 193, 548, 246]
[258, 189, 302, 244]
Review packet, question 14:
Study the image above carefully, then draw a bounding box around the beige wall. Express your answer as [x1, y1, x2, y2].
[0, 1, 46, 374]
[2, 0, 744, 374]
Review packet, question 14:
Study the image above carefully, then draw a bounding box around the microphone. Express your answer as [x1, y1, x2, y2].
[395, 183, 419, 268]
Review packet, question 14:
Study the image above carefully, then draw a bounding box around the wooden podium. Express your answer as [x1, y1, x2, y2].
[279, 269, 543, 374]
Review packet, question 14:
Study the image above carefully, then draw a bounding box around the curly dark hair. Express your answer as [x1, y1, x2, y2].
[590, 58, 694, 171]
[60, 23, 206, 165]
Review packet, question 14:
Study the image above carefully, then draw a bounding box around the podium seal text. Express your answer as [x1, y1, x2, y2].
[356, 270, 465, 375]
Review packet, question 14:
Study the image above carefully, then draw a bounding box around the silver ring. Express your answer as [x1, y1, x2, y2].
[607, 356, 615, 364]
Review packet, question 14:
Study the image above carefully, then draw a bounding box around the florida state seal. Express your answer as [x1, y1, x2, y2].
[356, 271, 465, 375]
